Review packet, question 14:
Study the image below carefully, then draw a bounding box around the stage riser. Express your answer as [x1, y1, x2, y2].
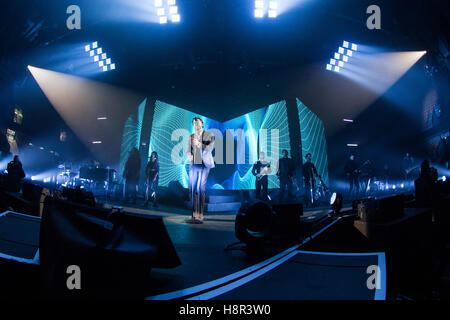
[207, 195, 239, 203]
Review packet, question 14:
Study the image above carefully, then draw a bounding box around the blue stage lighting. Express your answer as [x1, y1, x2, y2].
[343, 41, 349, 48]
[326, 64, 332, 71]
[334, 66, 340, 72]
[346, 49, 353, 56]
[334, 53, 341, 60]
[84, 41, 116, 72]
[351, 44, 358, 51]
[157, 8, 165, 16]
[330, 58, 336, 65]
[254, 0, 277, 19]
[338, 47, 345, 54]
[110, 63, 116, 70]
[169, 6, 178, 14]
[171, 14, 180, 22]
[338, 61, 344, 67]
[255, 9, 264, 18]
[155, 0, 180, 23]
[268, 10, 277, 18]
[343, 55, 349, 62]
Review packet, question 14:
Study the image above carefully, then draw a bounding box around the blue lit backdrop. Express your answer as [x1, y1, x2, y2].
[297, 98, 329, 185]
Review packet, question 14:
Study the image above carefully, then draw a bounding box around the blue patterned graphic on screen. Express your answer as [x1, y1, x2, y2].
[297, 98, 329, 185]
[147, 100, 290, 190]
[118, 98, 146, 182]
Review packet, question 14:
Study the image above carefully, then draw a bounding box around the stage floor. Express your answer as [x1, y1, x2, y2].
[1, 200, 388, 299]
[99, 200, 379, 299]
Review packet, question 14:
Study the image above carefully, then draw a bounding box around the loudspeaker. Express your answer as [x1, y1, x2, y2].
[356, 195, 404, 223]
[22, 181, 43, 203]
[271, 203, 303, 244]
[40, 197, 181, 297]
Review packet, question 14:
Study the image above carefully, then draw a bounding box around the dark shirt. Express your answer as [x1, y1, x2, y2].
[344, 159, 358, 176]
[145, 161, 159, 180]
[124, 155, 141, 183]
[303, 161, 318, 180]
[252, 161, 270, 182]
[277, 157, 295, 179]
[7, 160, 25, 180]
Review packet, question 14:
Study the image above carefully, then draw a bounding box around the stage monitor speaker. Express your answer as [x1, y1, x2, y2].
[271, 203, 303, 244]
[40, 197, 181, 297]
[22, 181, 43, 203]
[356, 194, 404, 223]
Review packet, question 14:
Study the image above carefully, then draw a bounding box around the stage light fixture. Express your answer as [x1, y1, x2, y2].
[443, 176, 446, 182]
[343, 55, 349, 62]
[169, 6, 178, 14]
[334, 53, 341, 60]
[351, 44, 358, 51]
[338, 47, 345, 54]
[85, 41, 116, 72]
[330, 58, 336, 65]
[343, 41, 349, 48]
[330, 192, 343, 214]
[160, 16, 168, 23]
[155, 0, 163, 7]
[326, 41, 358, 72]
[167, 0, 176, 5]
[334, 66, 340, 72]
[346, 50, 353, 56]
[110, 63, 116, 70]
[269, 1, 278, 9]
[326, 64, 332, 70]
[171, 14, 180, 22]
[268, 10, 277, 18]
[157, 8, 165, 16]
[255, 0, 264, 8]
[338, 61, 344, 67]
[255, 9, 264, 18]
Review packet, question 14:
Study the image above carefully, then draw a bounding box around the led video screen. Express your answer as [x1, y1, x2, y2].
[297, 98, 329, 186]
[147, 100, 291, 190]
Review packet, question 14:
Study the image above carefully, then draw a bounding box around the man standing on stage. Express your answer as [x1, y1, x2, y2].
[277, 149, 295, 203]
[252, 151, 271, 201]
[187, 117, 215, 222]
[303, 153, 319, 206]
[344, 154, 359, 199]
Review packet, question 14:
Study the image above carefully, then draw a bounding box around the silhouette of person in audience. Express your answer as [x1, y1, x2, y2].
[7, 155, 25, 192]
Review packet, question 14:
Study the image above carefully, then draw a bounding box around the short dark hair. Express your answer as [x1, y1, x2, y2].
[282, 149, 288, 155]
[305, 153, 311, 158]
[192, 117, 203, 125]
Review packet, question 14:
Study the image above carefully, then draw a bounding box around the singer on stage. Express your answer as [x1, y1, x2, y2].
[187, 117, 215, 222]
